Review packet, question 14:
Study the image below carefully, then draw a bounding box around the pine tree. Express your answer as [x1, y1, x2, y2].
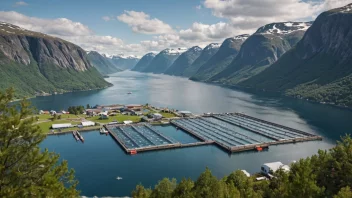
[0, 88, 79, 197]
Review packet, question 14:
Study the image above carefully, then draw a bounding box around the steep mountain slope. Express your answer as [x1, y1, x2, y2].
[131, 53, 156, 72]
[190, 35, 249, 81]
[143, 48, 187, 74]
[209, 22, 312, 84]
[183, 43, 220, 77]
[240, 4, 352, 107]
[0, 22, 110, 98]
[164, 46, 202, 76]
[88, 51, 122, 75]
[109, 55, 139, 70]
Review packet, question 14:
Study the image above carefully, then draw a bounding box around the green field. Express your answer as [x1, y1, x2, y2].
[36, 120, 80, 132]
[86, 114, 141, 123]
[160, 112, 176, 118]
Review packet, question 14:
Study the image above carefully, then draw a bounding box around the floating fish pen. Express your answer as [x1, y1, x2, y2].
[105, 123, 213, 154]
[170, 113, 322, 153]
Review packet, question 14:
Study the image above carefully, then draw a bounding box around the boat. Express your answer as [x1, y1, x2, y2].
[116, 177, 123, 180]
[100, 128, 108, 134]
[127, 92, 132, 94]
[76, 131, 84, 142]
[72, 131, 79, 141]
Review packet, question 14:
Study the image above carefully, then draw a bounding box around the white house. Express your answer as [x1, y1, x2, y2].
[52, 123, 72, 129]
[261, 161, 290, 175]
[179, 111, 192, 117]
[81, 121, 95, 127]
[152, 113, 163, 120]
[123, 120, 133, 125]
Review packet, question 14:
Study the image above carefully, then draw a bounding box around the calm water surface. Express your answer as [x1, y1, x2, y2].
[37, 71, 352, 197]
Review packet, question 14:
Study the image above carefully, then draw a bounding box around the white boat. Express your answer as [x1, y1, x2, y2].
[116, 177, 123, 180]
[76, 131, 84, 142]
[100, 128, 108, 134]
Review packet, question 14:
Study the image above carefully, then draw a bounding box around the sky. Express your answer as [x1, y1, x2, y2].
[0, 0, 351, 57]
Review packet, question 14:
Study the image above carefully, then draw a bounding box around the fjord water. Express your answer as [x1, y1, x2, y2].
[37, 71, 352, 197]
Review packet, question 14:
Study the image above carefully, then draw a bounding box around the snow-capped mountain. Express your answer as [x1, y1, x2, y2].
[256, 22, 312, 35]
[142, 48, 187, 73]
[164, 46, 202, 76]
[132, 53, 156, 72]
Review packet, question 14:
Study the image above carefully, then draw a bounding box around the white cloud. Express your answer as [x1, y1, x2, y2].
[15, 1, 28, 6]
[102, 16, 111, 21]
[117, 10, 174, 34]
[203, 0, 352, 31]
[0, 11, 92, 36]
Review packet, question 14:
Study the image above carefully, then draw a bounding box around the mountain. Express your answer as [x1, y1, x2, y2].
[209, 22, 312, 84]
[109, 55, 139, 70]
[142, 48, 187, 73]
[131, 53, 156, 72]
[190, 35, 249, 81]
[164, 46, 202, 76]
[182, 43, 220, 77]
[87, 51, 122, 75]
[240, 4, 352, 107]
[0, 22, 110, 98]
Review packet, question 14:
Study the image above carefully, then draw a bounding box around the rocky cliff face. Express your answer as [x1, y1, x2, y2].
[88, 51, 122, 75]
[182, 43, 220, 77]
[132, 53, 156, 72]
[0, 22, 110, 97]
[164, 46, 202, 76]
[240, 4, 352, 107]
[190, 35, 249, 81]
[209, 22, 311, 84]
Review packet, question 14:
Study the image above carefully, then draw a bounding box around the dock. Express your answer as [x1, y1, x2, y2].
[170, 113, 322, 153]
[104, 112, 322, 155]
[105, 124, 213, 154]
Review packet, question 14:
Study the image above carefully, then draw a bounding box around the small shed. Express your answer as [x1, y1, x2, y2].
[81, 121, 95, 127]
[179, 111, 192, 117]
[261, 162, 290, 175]
[123, 120, 133, 125]
[99, 111, 109, 119]
[52, 123, 72, 129]
[152, 113, 163, 120]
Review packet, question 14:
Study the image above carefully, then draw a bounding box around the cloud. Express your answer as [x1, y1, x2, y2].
[203, 0, 352, 31]
[0, 11, 92, 36]
[15, 1, 28, 6]
[117, 10, 174, 34]
[196, 5, 202, 10]
[102, 16, 111, 21]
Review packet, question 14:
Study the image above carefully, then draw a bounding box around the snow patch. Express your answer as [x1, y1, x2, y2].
[206, 43, 221, 49]
[163, 48, 188, 55]
[258, 22, 311, 35]
[233, 34, 250, 41]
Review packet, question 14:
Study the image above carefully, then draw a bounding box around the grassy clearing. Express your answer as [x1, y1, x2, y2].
[86, 115, 141, 123]
[160, 112, 176, 118]
[36, 120, 80, 133]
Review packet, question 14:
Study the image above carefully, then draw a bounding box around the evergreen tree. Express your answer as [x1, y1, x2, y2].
[132, 184, 152, 198]
[150, 178, 177, 198]
[0, 88, 79, 197]
[172, 178, 195, 198]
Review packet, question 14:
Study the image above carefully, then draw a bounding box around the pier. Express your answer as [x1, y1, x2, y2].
[104, 112, 322, 154]
[170, 113, 322, 153]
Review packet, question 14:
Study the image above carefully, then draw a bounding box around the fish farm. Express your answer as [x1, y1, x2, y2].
[104, 113, 322, 154]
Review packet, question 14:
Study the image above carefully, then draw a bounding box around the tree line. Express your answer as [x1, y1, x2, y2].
[132, 136, 352, 198]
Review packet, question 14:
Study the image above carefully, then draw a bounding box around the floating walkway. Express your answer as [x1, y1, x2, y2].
[104, 112, 322, 154]
[170, 113, 322, 153]
[105, 123, 212, 154]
